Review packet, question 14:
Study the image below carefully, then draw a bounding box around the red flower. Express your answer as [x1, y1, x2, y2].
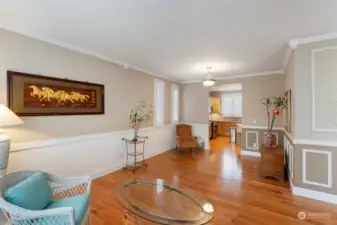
[272, 109, 280, 116]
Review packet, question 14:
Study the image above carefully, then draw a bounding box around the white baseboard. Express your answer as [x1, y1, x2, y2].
[89, 146, 172, 180]
[290, 178, 337, 204]
[89, 163, 124, 180]
[240, 150, 261, 157]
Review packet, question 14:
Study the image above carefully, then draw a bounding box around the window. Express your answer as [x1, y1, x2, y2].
[154, 79, 165, 126]
[221, 93, 242, 117]
[171, 84, 179, 123]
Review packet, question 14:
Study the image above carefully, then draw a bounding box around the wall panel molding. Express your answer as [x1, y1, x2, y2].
[284, 135, 294, 180]
[311, 46, 337, 132]
[302, 149, 332, 188]
[245, 131, 258, 150]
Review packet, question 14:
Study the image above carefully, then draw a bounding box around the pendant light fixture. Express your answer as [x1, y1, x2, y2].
[203, 66, 216, 87]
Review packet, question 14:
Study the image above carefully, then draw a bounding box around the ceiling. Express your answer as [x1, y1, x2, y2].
[1, 0, 337, 82]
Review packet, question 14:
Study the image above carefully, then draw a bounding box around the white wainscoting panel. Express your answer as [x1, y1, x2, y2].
[246, 131, 258, 150]
[9, 125, 176, 179]
[289, 144, 294, 179]
[302, 149, 332, 188]
[188, 123, 210, 149]
[284, 135, 294, 180]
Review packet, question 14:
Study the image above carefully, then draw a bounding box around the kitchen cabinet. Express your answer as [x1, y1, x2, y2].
[217, 122, 237, 137]
[210, 96, 221, 114]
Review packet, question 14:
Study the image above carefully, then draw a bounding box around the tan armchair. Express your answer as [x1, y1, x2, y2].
[176, 124, 198, 152]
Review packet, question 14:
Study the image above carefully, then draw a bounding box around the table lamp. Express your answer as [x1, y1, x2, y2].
[0, 104, 23, 176]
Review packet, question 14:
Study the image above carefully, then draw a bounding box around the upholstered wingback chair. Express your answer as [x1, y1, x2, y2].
[176, 124, 197, 151]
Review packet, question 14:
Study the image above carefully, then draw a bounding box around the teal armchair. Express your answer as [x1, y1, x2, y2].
[0, 170, 91, 225]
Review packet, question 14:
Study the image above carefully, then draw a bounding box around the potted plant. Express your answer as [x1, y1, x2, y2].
[129, 101, 154, 141]
[261, 96, 287, 147]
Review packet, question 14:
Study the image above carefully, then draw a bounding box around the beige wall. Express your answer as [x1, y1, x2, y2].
[294, 38, 337, 141]
[215, 74, 285, 127]
[180, 75, 285, 126]
[180, 83, 209, 124]
[0, 29, 178, 143]
[285, 39, 337, 197]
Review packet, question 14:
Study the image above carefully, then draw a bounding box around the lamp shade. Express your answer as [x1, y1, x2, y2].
[203, 79, 216, 87]
[0, 104, 23, 127]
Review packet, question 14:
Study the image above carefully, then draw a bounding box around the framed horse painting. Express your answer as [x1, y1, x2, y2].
[7, 71, 105, 116]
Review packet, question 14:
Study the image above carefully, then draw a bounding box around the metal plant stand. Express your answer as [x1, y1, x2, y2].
[122, 136, 148, 173]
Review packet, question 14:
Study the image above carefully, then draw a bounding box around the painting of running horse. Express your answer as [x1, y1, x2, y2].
[7, 71, 104, 116]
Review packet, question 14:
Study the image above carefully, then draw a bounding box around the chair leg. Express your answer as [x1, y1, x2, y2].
[87, 212, 91, 225]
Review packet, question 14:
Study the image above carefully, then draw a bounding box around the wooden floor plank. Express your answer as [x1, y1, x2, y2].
[91, 137, 337, 224]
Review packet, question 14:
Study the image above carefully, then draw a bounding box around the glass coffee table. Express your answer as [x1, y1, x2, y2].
[115, 179, 214, 224]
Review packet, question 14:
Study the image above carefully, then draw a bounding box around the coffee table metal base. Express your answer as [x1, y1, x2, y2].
[122, 162, 148, 174]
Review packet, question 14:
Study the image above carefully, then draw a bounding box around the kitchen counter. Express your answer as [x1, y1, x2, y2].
[215, 121, 238, 137]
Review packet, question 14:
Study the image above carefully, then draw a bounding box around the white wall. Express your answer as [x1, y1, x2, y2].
[8, 125, 176, 178]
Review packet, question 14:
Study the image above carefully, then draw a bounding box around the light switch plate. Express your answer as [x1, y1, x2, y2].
[252, 120, 256, 124]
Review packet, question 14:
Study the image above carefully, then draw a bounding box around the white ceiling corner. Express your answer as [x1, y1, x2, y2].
[289, 31, 337, 50]
[0, 0, 337, 83]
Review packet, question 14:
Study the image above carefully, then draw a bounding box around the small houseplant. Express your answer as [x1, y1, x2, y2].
[261, 96, 287, 147]
[129, 101, 154, 141]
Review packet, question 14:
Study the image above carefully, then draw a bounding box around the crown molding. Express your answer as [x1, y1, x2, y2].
[289, 31, 337, 49]
[282, 46, 293, 72]
[0, 26, 179, 83]
[180, 70, 283, 84]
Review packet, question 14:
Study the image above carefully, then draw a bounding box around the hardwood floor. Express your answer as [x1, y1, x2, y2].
[91, 137, 337, 225]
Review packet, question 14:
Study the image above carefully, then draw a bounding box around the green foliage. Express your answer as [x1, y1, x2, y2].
[260, 95, 288, 132]
[129, 101, 154, 128]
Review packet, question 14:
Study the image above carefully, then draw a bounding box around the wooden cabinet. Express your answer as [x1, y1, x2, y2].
[211, 97, 220, 114]
[217, 122, 225, 136]
[260, 146, 285, 181]
[217, 122, 237, 137]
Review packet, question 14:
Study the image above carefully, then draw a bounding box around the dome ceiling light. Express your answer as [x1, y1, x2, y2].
[203, 66, 216, 87]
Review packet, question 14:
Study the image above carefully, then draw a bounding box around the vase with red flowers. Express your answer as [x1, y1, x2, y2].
[129, 101, 154, 141]
[261, 96, 287, 147]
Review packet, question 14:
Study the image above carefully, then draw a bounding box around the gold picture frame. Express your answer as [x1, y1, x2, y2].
[284, 89, 292, 133]
[7, 71, 105, 116]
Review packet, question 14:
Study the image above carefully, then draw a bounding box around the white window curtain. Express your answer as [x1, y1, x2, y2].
[221, 93, 242, 117]
[171, 84, 179, 123]
[154, 79, 165, 126]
